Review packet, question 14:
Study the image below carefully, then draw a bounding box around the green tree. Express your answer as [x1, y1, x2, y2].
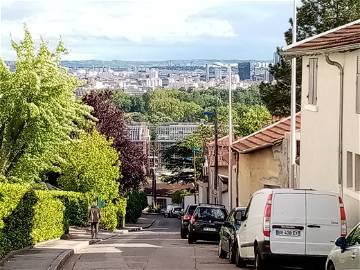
[112, 91, 132, 112]
[261, 0, 360, 117]
[57, 131, 120, 200]
[0, 29, 92, 181]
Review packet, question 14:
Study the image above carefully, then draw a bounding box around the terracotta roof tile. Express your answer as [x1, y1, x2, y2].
[284, 19, 360, 55]
[232, 113, 301, 153]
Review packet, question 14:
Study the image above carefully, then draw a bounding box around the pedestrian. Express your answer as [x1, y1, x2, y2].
[88, 202, 101, 239]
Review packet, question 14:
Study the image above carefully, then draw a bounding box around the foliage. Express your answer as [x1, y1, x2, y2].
[125, 190, 148, 223]
[0, 183, 89, 258]
[0, 29, 93, 182]
[181, 125, 213, 150]
[100, 203, 118, 231]
[112, 91, 132, 112]
[261, 0, 360, 117]
[171, 189, 192, 204]
[83, 91, 147, 193]
[115, 197, 127, 228]
[57, 131, 120, 201]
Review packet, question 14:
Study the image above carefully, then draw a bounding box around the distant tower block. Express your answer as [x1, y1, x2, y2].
[206, 64, 210, 82]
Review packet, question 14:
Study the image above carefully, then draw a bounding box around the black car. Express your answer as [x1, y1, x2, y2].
[188, 204, 227, 244]
[218, 207, 246, 263]
[180, 204, 198, 239]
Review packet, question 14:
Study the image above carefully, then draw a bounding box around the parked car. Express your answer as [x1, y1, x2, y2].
[218, 207, 246, 263]
[188, 204, 227, 244]
[180, 204, 198, 239]
[172, 206, 183, 218]
[164, 204, 180, 218]
[235, 189, 347, 270]
[326, 222, 360, 270]
[160, 208, 166, 216]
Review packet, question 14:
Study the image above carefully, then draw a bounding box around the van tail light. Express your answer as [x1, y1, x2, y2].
[183, 214, 192, 221]
[339, 197, 347, 237]
[190, 215, 196, 224]
[263, 193, 273, 238]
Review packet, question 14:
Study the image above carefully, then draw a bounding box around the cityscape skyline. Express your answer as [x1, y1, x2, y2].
[1, 0, 293, 61]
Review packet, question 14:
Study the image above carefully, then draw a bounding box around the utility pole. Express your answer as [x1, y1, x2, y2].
[228, 65, 233, 210]
[290, 0, 297, 188]
[214, 95, 219, 204]
[193, 149, 197, 203]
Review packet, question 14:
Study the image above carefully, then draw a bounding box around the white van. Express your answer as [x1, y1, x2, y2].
[235, 189, 347, 270]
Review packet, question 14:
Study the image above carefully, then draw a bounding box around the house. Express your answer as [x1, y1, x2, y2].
[231, 114, 301, 207]
[143, 182, 194, 209]
[283, 19, 360, 228]
[199, 136, 231, 208]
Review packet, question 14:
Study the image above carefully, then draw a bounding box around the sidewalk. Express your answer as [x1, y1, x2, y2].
[0, 214, 158, 270]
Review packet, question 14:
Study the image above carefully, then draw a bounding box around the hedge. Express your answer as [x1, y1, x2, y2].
[125, 190, 148, 223]
[0, 183, 89, 258]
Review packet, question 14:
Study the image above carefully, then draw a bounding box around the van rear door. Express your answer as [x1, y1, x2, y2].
[305, 191, 340, 256]
[270, 191, 306, 255]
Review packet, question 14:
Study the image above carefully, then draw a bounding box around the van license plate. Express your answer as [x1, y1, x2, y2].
[275, 229, 301, 237]
[203, 227, 216, 232]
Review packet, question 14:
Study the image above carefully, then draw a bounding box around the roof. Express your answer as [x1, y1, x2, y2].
[143, 182, 193, 197]
[232, 112, 301, 154]
[283, 19, 360, 56]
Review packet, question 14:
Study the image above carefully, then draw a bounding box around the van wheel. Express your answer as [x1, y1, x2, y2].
[228, 242, 236, 264]
[255, 249, 266, 270]
[180, 228, 187, 239]
[188, 233, 196, 244]
[235, 244, 246, 267]
[218, 240, 227, 258]
[327, 262, 335, 270]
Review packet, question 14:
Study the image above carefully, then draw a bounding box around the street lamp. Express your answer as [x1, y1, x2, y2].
[213, 62, 237, 210]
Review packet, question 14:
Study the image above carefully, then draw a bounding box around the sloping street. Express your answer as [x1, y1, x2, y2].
[61, 216, 248, 270]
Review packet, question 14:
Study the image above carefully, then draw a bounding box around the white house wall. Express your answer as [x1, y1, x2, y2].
[300, 51, 360, 228]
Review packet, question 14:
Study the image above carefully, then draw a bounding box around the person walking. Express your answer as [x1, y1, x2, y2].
[88, 202, 101, 239]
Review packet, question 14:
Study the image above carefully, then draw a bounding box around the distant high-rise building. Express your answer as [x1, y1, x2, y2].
[205, 64, 210, 82]
[238, 62, 251, 80]
[214, 68, 222, 80]
[273, 51, 281, 65]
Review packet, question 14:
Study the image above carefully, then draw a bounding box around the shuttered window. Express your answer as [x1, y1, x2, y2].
[355, 154, 360, 192]
[356, 57, 360, 114]
[308, 58, 318, 105]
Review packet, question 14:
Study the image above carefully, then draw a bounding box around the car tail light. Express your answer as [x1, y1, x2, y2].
[339, 197, 347, 237]
[263, 193, 273, 238]
[183, 214, 192, 221]
[190, 215, 196, 224]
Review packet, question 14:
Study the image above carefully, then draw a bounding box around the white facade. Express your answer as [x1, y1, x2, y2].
[300, 51, 360, 228]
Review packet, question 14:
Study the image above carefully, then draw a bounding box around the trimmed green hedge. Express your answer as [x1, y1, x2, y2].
[0, 183, 88, 258]
[125, 190, 148, 223]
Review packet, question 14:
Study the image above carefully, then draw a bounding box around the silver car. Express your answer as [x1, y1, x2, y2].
[326, 222, 360, 270]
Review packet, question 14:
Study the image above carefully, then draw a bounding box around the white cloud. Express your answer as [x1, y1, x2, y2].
[2, 0, 237, 43]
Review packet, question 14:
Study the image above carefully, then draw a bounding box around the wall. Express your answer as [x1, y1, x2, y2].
[237, 146, 287, 207]
[300, 51, 360, 228]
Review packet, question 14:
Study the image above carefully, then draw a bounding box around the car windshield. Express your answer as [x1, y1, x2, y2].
[187, 205, 197, 215]
[198, 207, 226, 221]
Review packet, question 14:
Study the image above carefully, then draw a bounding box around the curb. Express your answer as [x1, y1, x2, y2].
[0, 246, 32, 267]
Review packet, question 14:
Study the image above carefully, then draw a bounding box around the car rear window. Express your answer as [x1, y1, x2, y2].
[187, 205, 197, 215]
[198, 207, 226, 221]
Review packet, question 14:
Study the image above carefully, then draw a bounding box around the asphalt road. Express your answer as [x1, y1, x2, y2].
[61, 215, 250, 270]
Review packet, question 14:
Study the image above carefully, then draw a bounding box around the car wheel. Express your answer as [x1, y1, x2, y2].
[235, 244, 246, 267]
[327, 262, 335, 270]
[218, 240, 227, 258]
[229, 242, 236, 264]
[188, 233, 196, 244]
[180, 228, 187, 239]
[255, 248, 266, 270]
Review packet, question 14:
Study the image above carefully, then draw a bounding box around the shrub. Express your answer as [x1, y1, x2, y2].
[100, 203, 117, 231]
[115, 197, 127, 229]
[126, 190, 148, 223]
[0, 183, 89, 258]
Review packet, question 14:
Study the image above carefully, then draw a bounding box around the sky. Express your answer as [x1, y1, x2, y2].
[0, 0, 294, 61]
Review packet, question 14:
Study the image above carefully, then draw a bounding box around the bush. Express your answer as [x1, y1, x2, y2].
[115, 198, 127, 229]
[100, 203, 117, 231]
[0, 183, 89, 258]
[125, 190, 148, 223]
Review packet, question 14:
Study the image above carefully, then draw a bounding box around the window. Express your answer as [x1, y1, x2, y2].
[346, 224, 360, 246]
[308, 58, 318, 105]
[347, 151, 353, 188]
[355, 154, 360, 191]
[357, 57, 360, 114]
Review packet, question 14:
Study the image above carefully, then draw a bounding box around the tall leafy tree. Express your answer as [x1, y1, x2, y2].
[0, 29, 92, 181]
[260, 0, 360, 117]
[83, 91, 147, 193]
[57, 131, 120, 200]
